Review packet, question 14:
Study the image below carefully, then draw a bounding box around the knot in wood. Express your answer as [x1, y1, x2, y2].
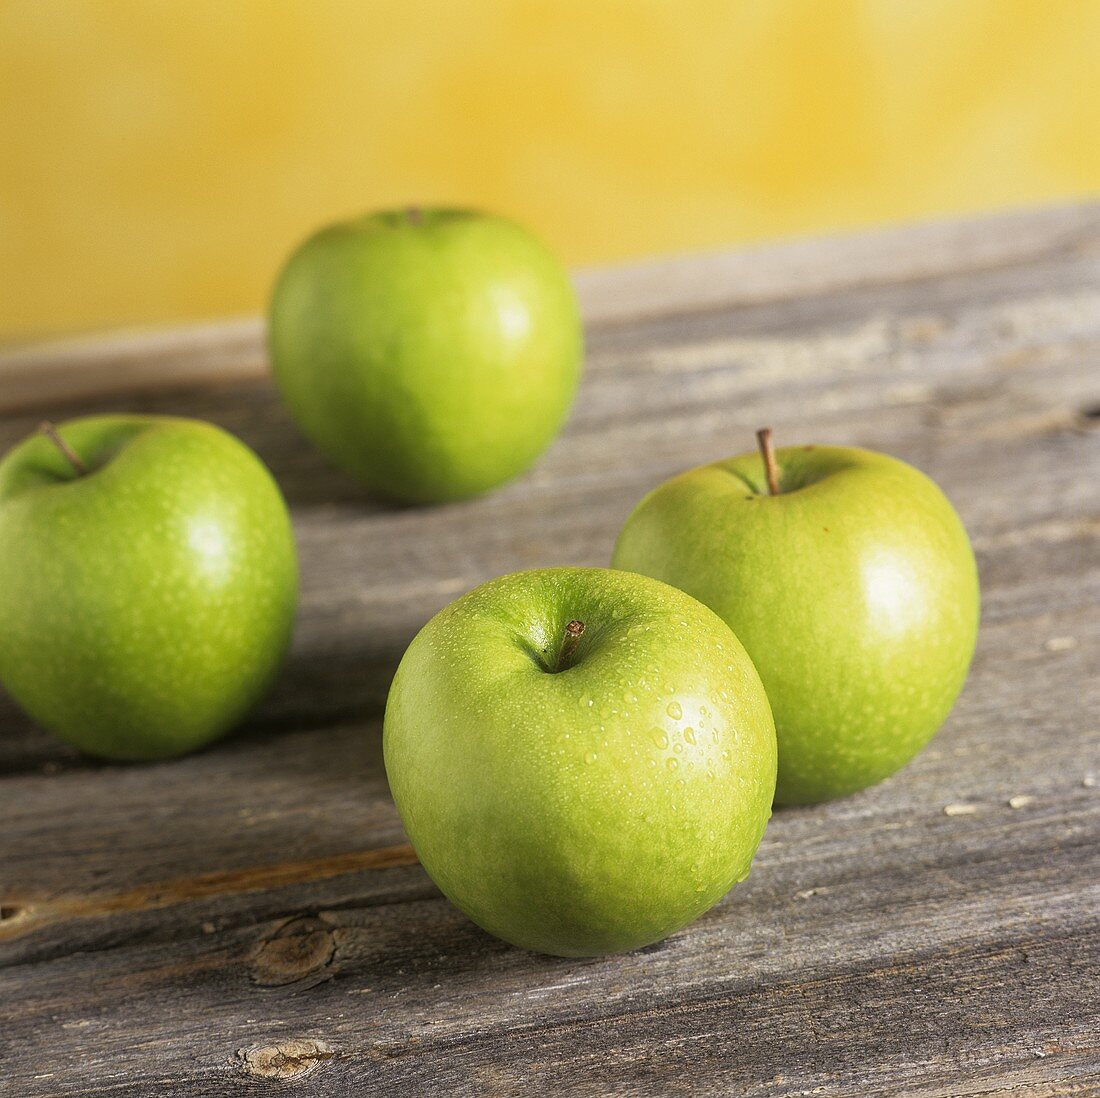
[249, 914, 337, 988]
[236, 1038, 333, 1080]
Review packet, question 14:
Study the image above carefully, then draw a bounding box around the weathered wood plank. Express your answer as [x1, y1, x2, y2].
[0, 204, 1098, 1096]
[2, 777, 1096, 1094]
[0, 202, 1096, 410]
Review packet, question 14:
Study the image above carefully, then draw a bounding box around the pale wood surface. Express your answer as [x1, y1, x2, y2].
[1, 204, 1098, 1096]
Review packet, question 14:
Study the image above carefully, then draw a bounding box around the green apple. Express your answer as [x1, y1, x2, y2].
[612, 433, 979, 804]
[269, 207, 582, 503]
[0, 415, 298, 760]
[384, 566, 776, 957]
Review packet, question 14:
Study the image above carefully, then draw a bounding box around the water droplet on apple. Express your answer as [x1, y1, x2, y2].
[666, 758, 679, 771]
[684, 727, 697, 745]
[666, 701, 683, 720]
[649, 728, 669, 750]
[585, 751, 598, 765]
[673, 743, 684, 754]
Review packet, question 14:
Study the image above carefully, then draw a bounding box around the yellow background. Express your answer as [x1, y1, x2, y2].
[2, 0, 1097, 340]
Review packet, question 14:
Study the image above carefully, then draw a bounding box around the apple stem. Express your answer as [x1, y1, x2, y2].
[756, 427, 780, 495]
[39, 421, 88, 477]
[555, 620, 586, 672]
[406, 206, 423, 226]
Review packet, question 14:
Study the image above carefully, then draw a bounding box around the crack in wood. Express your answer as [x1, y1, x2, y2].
[0, 844, 418, 939]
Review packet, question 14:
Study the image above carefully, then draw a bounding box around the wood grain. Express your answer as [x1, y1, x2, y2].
[1, 204, 1098, 1097]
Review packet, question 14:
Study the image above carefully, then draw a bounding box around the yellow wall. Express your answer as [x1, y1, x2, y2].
[2, 0, 1097, 340]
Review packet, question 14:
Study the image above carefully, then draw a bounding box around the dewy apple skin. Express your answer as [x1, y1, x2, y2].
[269, 207, 583, 504]
[612, 432, 980, 805]
[384, 567, 777, 957]
[0, 415, 298, 761]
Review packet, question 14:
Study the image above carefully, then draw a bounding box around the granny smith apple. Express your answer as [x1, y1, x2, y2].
[269, 207, 583, 503]
[384, 566, 776, 957]
[612, 432, 979, 804]
[0, 415, 298, 760]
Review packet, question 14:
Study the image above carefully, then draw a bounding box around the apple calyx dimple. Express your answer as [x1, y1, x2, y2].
[39, 421, 88, 478]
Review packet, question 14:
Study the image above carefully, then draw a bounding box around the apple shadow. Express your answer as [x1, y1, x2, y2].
[0, 627, 409, 780]
[163, 380, 399, 512]
[237, 633, 408, 743]
[336, 907, 605, 985]
[0, 695, 88, 776]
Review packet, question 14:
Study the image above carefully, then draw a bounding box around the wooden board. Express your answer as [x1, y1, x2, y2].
[1, 204, 1098, 1097]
